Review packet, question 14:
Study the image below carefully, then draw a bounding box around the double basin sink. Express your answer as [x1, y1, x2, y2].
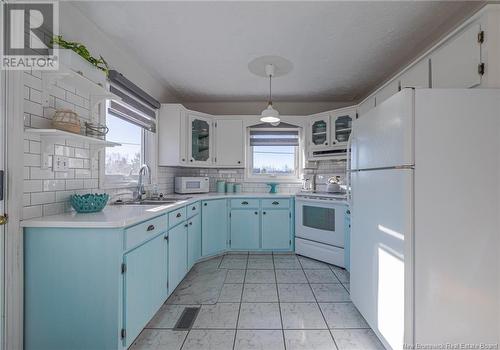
[113, 197, 191, 206]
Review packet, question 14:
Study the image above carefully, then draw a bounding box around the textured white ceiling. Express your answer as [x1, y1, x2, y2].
[72, 1, 482, 102]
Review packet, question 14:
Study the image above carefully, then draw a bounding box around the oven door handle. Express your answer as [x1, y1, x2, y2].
[295, 198, 347, 205]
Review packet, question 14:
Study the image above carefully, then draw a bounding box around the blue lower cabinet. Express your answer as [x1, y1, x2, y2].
[262, 209, 291, 250]
[187, 214, 202, 269]
[123, 233, 166, 348]
[168, 222, 188, 293]
[24, 227, 124, 350]
[230, 210, 260, 250]
[202, 199, 228, 256]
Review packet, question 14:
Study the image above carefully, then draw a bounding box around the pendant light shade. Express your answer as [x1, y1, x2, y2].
[260, 64, 280, 125]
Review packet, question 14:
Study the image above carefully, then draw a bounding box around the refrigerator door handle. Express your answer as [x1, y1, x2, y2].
[346, 135, 353, 207]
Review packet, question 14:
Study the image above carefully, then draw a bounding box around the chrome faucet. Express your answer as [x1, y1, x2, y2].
[134, 164, 151, 201]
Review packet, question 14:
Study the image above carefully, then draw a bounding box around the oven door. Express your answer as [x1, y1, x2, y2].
[295, 198, 345, 248]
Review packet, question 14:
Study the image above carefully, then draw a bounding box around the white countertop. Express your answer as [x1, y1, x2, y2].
[21, 193, 296, 229]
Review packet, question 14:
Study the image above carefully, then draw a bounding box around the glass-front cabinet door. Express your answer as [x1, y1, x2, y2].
[188, 114, 212, 165]
[309, 114, 330, 149]
[331, 109, 354, 146]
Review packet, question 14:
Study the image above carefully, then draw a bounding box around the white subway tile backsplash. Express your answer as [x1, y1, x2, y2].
[30, 115, 52, 129]
[68, 158, 84, 169]
[24, 167, 30, 180]
[31, 191, 56, 205]
[23, 72, 42, 90]
[43, 179, 65, 191]
[66, 179, 84, 190]
[84, 179, 98, 189]
[43, 202, 66, 216]
[23, 193, 31, 206]
[23, 206, 43, 220]
[24, 180, 42, 193]
[54, 144, 74, 157]
[24, 140, 30, 153]
[24, 100, 43, 117]
[30, 88, 42, 104]
[55, 169, 75, 179]
[30, 167, 54, 180]
[24, 153, 41, 167]
[29, 140, 41, 154]
[74, 148, 90, 159]
[74, 169, 91, 178]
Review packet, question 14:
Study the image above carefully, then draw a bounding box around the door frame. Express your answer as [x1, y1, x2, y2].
[2, 68, 25, 350]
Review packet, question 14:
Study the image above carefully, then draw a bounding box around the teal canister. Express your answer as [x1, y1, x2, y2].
[234, 183, 242, 193]
[226, 182, 234, 193]
[216, 180, 226, 193]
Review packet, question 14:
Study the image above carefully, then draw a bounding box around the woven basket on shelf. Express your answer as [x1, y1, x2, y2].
[52, 109, 81, 134]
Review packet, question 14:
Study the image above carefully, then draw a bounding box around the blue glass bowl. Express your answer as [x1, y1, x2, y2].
[70, 193, 109, 213]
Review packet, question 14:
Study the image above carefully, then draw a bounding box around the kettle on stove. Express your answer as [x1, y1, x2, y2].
[326, 176, 342, 193]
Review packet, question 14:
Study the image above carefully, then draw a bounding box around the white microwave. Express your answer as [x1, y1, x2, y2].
[175, 177, 210, 194]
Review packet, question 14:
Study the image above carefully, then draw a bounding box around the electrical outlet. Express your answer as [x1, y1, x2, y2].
[53, 156, 69, 172]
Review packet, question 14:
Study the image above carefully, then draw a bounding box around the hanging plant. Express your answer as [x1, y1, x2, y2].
[51, 35, 109, 75]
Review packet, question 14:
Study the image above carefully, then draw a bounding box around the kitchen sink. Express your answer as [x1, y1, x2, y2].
[113, 199, 178, 205]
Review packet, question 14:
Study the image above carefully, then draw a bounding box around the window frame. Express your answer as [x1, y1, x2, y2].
[99, 101, 156, 190]
[244, 126, 303, 183]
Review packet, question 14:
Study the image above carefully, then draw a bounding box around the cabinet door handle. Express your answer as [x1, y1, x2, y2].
[192, 206, 196, 210]
[189, 222, 193, 226]
[325, 142, 328, 145]
[254, 211, 258, 215]
[190, 159, 194, 162]
[263, 211, 266, 215]
[204, 203, 207, 206]
[242, 201, 249, 205]
[164, 236, 168, 241]
[176, 213, 182, 218]
[184, 223, 188, 227]
[237, 161, 241, 164]
[147, 224, 155, 231]
[272, 201, 279, 205]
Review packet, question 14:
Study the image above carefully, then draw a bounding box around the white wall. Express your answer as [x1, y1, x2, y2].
[59, 2, 178, 103]
[183, 101, 353, 116]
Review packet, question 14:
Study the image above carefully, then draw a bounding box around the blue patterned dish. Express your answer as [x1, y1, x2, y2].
[70, 193, 109, 213]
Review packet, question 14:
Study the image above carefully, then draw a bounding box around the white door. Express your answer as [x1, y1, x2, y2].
[431, 24, 482, 88]
[214, 119, 244, 167]
[350, 168, 413, 350]
[351, 89, 414, 170]
[187, 114, 213, 166]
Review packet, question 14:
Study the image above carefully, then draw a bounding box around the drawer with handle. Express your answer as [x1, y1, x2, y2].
[168, 206, 187, 228]
[261, 199, 290, 209]
[230, 199, 259, 208]
[186, 202, 200, 218]
[125, 215, 167, 250]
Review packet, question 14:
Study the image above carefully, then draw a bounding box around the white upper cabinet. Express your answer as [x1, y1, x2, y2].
[400, 58, 430, 89]
[330, 108, 355, 147]
[308, 113, 331, 149]
[158, 105, 188, 166]
[431, 24, 483, 88]
[188, 114, 213, 166]
[214, 119, 244, 167]
[375, 79, 400, 106]
[357, 96, 376, 118]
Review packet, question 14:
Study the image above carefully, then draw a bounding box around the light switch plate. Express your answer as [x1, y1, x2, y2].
[53, 155, 69, 172]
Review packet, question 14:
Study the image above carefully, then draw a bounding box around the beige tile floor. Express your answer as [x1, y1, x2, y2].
[130, 253, 385, 350]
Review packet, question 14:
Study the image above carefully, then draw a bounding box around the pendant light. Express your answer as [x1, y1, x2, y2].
[260, 64, 280, 125]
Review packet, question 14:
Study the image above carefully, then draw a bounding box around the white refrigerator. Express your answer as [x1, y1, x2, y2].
[349, 89, 499, 350]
